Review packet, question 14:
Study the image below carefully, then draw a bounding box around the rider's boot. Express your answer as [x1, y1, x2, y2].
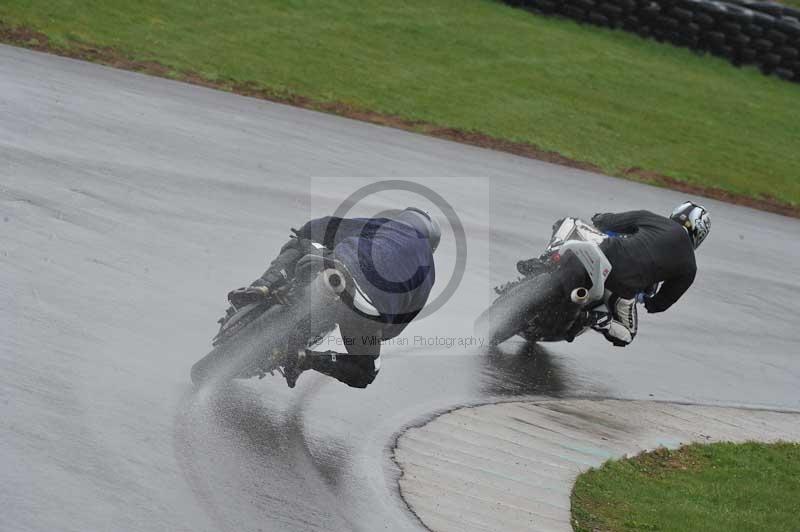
[516, 257, 548, 276]
[227, 239, 306, 307]
[611, 294, 637, 335]
[596, 293, 638, 347]
[283, 347, 312, 388]
[252, 242, 306, 289]
[285, 350, 379, 389]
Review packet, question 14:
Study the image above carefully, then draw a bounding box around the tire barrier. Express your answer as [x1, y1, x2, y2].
[505, 0, 800, 83]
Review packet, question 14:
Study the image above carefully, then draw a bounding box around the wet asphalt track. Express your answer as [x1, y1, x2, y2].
[2, 44, 799, 532]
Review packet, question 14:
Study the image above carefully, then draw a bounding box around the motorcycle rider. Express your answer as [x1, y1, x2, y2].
[228, 208, 440, 388]
[518, 201, 710, 347]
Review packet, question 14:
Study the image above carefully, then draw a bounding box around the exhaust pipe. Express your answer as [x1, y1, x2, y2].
[571, 287, 589, 304]
[322, 268, 346, 295]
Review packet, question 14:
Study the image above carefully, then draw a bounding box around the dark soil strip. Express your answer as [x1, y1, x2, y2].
[2, 22, 797, 219]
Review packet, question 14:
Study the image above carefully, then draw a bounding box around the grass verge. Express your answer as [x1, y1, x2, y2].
[571, 442, 800, 532]
[1, 1, 798, 215]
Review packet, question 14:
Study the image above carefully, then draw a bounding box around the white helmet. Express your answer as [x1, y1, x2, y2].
[670, 201, 710, 249]
[395, 207, 441, 253]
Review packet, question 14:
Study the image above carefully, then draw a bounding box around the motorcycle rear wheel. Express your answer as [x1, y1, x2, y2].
[191, 305, 290, 386]
[475, 273, 565, 346]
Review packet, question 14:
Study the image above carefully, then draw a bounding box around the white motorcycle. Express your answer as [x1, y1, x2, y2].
[475, 217, 621, 346]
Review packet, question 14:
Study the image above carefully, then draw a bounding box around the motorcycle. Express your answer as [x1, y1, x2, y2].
[475, 217, 615, 346]
[190, 255, 348, 386]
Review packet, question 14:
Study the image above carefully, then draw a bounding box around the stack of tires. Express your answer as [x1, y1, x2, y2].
[507, 0, 800, 82]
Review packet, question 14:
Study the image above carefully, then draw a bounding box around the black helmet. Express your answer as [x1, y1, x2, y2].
[670, 201, 710, 249]
[394, 207, 441, 253]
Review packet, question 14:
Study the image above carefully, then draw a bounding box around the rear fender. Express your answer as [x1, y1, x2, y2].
[556, 241, 611, 304]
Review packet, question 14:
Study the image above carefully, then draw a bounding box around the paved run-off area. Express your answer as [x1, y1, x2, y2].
[394, 399, 800, 532]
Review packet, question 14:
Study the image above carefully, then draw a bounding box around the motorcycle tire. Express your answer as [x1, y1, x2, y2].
[191, 304, 290, 386]
[475, 272, 566, 346]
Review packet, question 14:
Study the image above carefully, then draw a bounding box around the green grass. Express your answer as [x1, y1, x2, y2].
[572, 442, 800, 532]
[1, 1, 799, 206]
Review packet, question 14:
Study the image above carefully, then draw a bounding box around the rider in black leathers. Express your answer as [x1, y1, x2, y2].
[519, 202, 710, 347]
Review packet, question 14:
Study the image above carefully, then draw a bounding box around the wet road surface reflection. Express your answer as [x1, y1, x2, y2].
[480, 341, 568, 397]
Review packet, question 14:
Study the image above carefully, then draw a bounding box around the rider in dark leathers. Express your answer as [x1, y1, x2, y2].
[230, 208, 439, 388]
[519, 202, 710, 346]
